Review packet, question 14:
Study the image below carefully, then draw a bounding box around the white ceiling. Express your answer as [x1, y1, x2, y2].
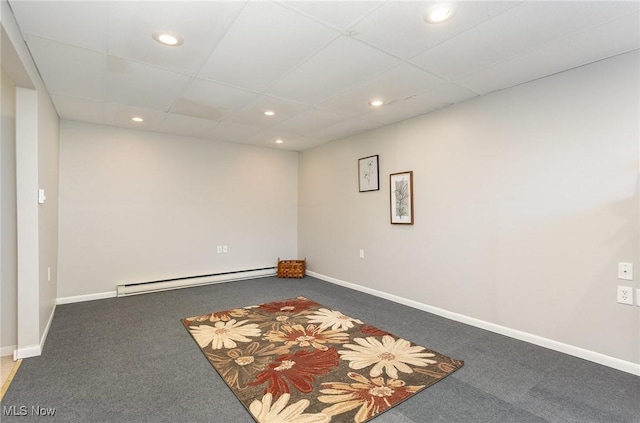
[7, 1, 640, 151]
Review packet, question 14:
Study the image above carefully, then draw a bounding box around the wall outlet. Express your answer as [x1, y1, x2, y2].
[637, 289, 640, 307]
[359, 249, 364, 259]
[47, 266, 51, 282]
[216, 245, 222, 254]
[617, 286, 633, 305]
[223, 245, 228, 253]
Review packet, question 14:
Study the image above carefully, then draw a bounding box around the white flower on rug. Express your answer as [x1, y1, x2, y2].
[305, 308, 363, 331]
[339, 335, 437, 379]
[249, 393, 330, 423]
[190, 319, 260, 350]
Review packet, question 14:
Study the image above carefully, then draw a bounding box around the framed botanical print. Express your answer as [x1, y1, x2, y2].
[358, 155, 379, 192]
[390, 171, 413, 224]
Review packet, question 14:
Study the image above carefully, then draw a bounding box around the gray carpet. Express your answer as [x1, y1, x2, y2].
[1, 276, 639, 422]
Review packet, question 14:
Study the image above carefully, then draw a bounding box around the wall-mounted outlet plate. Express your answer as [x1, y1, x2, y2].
[617, 286, 633, 305]
[618, 262, 633, 280]
[637, 289, 640, 307]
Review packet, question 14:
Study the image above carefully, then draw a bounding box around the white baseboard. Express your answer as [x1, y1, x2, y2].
[56, 291, 117, 305]
[12, 305, 57, 360]
[307, 270, 640, 377]
[40, 304, 55, 352]
[14, 344, 40, 360]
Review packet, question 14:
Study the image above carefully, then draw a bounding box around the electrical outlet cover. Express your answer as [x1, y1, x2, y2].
[637, 289, 640, 307]
[618, 262, 633, 280]
[617, 286, 633, 305]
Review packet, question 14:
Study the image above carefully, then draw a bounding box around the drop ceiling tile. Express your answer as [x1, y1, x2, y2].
[244, 127, 310, 147]
[172, 78, 260, 121]
[104, 56, 191, 111]
[282, 1, 383, 30]
[198, 1, 338, 91]
[53, 94, 104, 125]
[361, 91, 451, 125]
[25, 36, 103, 101]
[273, 108, 347, 134]
[266, 136, 325, 152]
[243, 128, 324, 151]
[104, 103, 166, 131]
[350, 1, 522, 59]
[362, 81, 477, 124]
[454, 11, 640, 95]
[320, 63, 446, 117]
[427, 82, 479, 104]
[202, 121, 262, 144]
[226, 96, 309, 128]
[157, 113, 218, 139]
[290, 138, 334, 151]
[107, 1, 244, 75]
[411, 1, 640, 81]
[267, 35, 400, 104]
[10, 1, 107, 51]
[312, 117, 383, 142]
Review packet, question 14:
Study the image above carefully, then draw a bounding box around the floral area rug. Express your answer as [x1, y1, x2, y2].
[182, 296, 463, 423]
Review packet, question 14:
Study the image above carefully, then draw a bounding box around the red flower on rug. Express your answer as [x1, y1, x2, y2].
[359, 325, 392, 337]
[248, 347, 340, 399]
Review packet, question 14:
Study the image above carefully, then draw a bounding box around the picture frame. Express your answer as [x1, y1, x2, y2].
[358, 155, 379, 192]
[390, 171, 414, 224]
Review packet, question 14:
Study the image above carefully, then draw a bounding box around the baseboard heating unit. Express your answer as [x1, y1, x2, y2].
[116, 267, 276, 297]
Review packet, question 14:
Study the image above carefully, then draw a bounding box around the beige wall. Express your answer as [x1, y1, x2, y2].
[1, 67, 17, 352]
[58, 121, 299, 298]
[37, 86, 59, 339]
[299, 51, 640, 365]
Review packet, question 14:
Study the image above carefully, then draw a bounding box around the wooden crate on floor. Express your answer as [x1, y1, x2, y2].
[277, 258, 306, 278]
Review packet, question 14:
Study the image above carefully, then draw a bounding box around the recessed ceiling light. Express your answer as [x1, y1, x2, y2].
[369, 99, 384, 107]
[264, 110, 275, 116]
[274, 139, 284, 144]
[424, 4, 456, 24]
[152, 31, 184, 46]
[131, 116, 144, 122]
